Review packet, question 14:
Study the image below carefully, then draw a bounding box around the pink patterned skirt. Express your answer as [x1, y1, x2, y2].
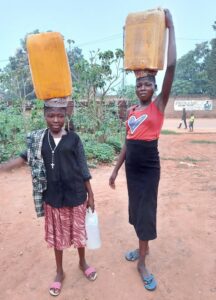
[44, 202, 87, 250]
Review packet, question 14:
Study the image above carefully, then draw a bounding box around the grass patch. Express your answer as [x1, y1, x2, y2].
[161, 157, 179, 161]
[161, 156, 208, 162]
[161, 129, 180, 135]
[190, 140, 216, 144]
[183, 156, 206, 163]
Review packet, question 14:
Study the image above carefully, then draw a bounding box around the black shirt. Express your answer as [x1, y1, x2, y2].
[21, 130, 91, 208]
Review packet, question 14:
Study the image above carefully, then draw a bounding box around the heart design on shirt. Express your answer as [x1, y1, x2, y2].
[128, 114, 148, 134]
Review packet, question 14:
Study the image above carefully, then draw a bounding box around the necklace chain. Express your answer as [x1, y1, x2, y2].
[47, 130, 60, 169]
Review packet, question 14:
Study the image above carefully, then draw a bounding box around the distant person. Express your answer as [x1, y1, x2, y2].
[109, 9, 176, 292]
[0, 98, 97, 297]
[178, 107, 187, 129]
[204, 100, 211, 111]
[189, 113, 195, 132]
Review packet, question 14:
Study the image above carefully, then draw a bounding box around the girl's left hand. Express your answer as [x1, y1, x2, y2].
[87, 193, 95, 212]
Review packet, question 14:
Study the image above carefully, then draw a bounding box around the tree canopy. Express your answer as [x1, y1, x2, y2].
[171, 21, 216, 97]
[1, 21, 216, 108]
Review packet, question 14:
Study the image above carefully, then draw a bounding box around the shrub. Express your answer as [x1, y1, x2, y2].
[0, 108, 26, 161]
[84, 141, 115, 163]
[0, 101, 123, 165]
[106, 136, 122, 153]
[161, 129, 180, 135]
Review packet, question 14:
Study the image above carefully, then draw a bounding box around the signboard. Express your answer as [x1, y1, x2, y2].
[174, 100, 213, 111]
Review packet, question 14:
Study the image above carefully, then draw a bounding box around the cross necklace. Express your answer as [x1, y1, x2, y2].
[47, 130, 61, 169]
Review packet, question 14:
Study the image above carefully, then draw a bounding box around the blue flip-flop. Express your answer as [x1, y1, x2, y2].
[142, 274, 157, 291]
[125, 249, 139, 261]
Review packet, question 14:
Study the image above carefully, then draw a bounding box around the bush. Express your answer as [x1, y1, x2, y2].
[106, 136, 122, 153]
[0, 101, 44, 162]
[0, 108, 26, 161]
[0, 101, 123, 165]
[84, 141, 115, 163]
[161, 129, 180, 135]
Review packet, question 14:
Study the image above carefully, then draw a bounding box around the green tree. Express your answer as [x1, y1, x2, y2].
[74, 49, 123, 103]
[117, 84, 137, 104]
[0, 30, 41, 111]
[206, 22, 216, 97]
[66, 40, 84, 83]
[71, 48, 124, 142]
[171, 42, 210, 96]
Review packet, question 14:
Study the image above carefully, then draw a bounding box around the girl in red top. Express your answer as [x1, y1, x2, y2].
[109, 9, 176, 291]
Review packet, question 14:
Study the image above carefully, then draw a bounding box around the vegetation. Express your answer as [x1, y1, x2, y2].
[161, 156, 208, 162]
[171, 22, 216, 97]
[161, 129, 180, 135]
[0, 30, 125, 164]
[190, 140, 216, 144]
[0, 101, 45, 161]
[1, 20, 216, 163]
[0, 103, 125, 164]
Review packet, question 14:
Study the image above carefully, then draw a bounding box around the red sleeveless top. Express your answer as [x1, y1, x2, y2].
[126, 101, 164, 141]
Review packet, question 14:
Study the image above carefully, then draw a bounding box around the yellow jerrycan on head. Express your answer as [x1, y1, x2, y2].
[26, 32, 72, 100]
[124, 8, 166, 71]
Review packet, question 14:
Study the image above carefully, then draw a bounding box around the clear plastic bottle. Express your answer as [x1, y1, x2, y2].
[85, 209, 101, 250]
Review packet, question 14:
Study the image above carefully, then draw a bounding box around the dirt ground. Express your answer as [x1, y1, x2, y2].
[0, 126, 216, 300]
[163, 118, 216, 132]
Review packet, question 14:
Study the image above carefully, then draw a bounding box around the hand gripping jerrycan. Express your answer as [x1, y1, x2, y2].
[85, 209, 101, 250]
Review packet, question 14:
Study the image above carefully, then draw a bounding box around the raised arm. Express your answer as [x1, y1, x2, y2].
[156, 9, 176, 112]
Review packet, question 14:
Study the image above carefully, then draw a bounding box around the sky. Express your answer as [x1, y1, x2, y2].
[0, 0, 215, 89]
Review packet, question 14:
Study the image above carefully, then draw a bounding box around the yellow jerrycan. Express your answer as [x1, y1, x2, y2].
[124, 8, 166, 71]
[26, 32, 72, 100]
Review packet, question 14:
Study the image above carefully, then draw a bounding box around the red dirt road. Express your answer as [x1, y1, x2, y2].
[0, 132, 216, 300]
[163, 117, 216, 132]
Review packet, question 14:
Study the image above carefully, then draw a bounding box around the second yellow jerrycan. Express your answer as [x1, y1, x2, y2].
[26, 32, 72, 100]
[124, 8, 166, 71]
